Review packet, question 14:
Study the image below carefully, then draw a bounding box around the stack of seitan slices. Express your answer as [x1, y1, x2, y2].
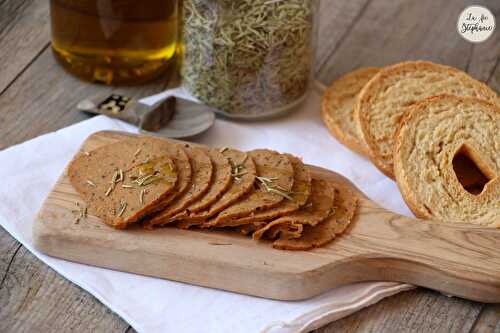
[68, 136, 358, 250]
[143, 144, 213, 229]
[175, 148, 257, 229]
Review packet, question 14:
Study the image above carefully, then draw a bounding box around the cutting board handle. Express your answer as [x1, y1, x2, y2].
[347, 203, 500, 302]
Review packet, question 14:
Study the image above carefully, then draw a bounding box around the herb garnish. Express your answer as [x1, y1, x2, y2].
[256, 176, 294, 201]
[229, 154, 248, 182]
[105, 169, 125, 196]
[117, 201, 127, 217]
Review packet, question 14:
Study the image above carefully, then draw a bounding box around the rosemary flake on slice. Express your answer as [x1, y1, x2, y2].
[111, 171, 119, 184]
[267, 188, 294, 201]
[141, 176, 161, 186]
[117, 201, 127, 217]
[256, 176, 294, 201]
[105, 186, 113, 197]
[86, 180, 96, 187]
[136, 174, 154, 186]
[140, 189, 147, 205]
[118, 169, 124, 183]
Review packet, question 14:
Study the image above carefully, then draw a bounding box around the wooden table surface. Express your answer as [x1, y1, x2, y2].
[0, 0, 499, 332]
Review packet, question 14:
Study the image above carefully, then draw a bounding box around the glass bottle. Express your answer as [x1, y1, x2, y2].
[50, 0, 178, 85]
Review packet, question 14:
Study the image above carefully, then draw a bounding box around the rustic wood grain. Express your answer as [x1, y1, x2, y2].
[0, 0, 50, 94]
[317, 289, 481, 333]
[471, 304, 500, 333]
[0, 0, 499, 332]
[0, 47, 174, 150]
[317, 0, 500, 85]
[0, 244, 128, 333]
[315, 0, 372, 73]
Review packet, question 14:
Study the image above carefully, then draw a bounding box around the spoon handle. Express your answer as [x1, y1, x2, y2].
[77, 93, 150, 126]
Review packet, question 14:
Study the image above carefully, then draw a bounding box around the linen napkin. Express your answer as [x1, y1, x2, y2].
[0, 90, 414, 333]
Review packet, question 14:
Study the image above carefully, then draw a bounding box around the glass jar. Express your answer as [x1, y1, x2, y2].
[180, 0, 318, 119]
[50, 0, 179, 85]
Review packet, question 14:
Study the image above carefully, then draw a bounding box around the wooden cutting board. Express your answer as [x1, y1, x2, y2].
[33, 131, 500, 302]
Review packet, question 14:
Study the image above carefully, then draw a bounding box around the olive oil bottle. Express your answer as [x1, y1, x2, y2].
[50, 0, 178, 85]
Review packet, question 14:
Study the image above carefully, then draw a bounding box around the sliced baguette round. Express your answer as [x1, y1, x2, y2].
[356, 61, 500, 178]
[394, 95, 500, 227]
[321, 67, 380, 156]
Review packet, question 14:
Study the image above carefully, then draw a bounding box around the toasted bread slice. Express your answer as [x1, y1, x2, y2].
[394, 95, 500, 227]
[356, 61, 499, 178]
[321, 67, 380, 156]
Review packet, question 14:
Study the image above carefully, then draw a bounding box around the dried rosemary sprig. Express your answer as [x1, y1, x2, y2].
[73, 202, 87, 223]
[105, 169, 124, 196]
[140, 189, 147, 205]
[182, 0, 316, 116]
[256, 176, 294, 201]
[229, 154, 248, 182]
[117, 201, 127, 217]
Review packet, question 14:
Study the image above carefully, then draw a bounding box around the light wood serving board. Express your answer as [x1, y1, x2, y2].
[34, 131, 500, 302]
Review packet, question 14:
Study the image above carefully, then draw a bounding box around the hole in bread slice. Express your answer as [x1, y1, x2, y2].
[452, 144, 496, 195]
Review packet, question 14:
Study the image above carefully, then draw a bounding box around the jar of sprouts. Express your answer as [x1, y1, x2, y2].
[180, 0, 318, 119]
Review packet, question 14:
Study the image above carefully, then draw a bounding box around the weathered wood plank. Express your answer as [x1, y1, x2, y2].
[0, 0, 499, 332]
[0, 47, 173, 150]
[0, 228, 21, 290]
[0, 238, 128, 333]
[487, 49, 500, 93]
[315, 0, 371, 73]
[471, 304, 500, 333]
[464, 1, 500, 91]
[317, 0, 500, 85]
[315, 289, 482, 333]
[0, 0, 51, 94]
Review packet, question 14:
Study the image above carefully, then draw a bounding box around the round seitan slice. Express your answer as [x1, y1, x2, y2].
[210, 149, 294, 227]
[68, 137, 183, 229]
[172, 148, 232, 222]
[143, 144, 213, 228]
[272, 184, 358, 250]
[230, 154, 311, 226]
[137, 139, 192, 214]
[252, 178, 334, 240]
[178, 148, 257, 228]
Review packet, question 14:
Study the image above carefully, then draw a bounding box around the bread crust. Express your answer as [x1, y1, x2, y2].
[321, 67, 380, 156]
[356, 61, 500, 178]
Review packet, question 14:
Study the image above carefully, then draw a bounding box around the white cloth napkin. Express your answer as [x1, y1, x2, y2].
[0, 90, 414, 333]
